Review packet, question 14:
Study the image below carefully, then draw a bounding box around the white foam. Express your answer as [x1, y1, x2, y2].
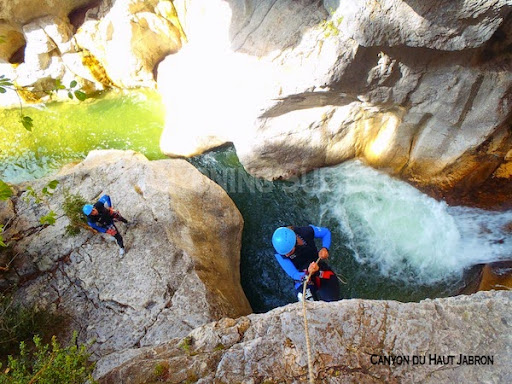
[309, 160, 512, 284]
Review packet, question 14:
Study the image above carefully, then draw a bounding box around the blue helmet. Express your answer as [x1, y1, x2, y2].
[83, 204, 93, 216]
[272, 227, 296, 255]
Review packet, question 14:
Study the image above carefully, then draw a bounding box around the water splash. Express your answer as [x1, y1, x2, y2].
[310, 160, 512, 284]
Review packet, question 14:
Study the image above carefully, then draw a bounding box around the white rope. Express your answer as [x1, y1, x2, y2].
[301, 257, 320, 384]
[301, 258, 348, 383]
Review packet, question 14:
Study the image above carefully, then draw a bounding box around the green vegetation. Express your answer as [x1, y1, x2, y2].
[183, 373, 199, 384]
[0, 74, 31, 132]
[53, 79, 87, 102]
[0, 295, 65, 364]
[0, 181, 13, 247]
[0, 296, 96, 383]
[62, 190, 89, 236]
[179, 336, 194, 354]
[0, 180, 12, 201]
[22, 180, 60, 230]
[23, 180, 59, 205]
[0, 333, 97, 384]
[153, 361, 170, 380]
[320, 8, 343, 38]
[0, 75, 87, 131]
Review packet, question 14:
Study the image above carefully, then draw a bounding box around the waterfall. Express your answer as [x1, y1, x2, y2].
[310, 160, 512, 284]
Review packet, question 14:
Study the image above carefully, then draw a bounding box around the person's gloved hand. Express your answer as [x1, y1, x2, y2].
[106, 228, 117, 236]
[307, 261, 319, 275]
[318, 247, 329, 260]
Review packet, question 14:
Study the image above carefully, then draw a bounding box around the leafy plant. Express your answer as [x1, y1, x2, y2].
[41, 180, 59, 197]
[62, 190, 89, 236]
[320, 7, 343, 38]
[0, 226, 6, 248]
[153, 361, 170, 381]
[0, 76, 88, 130]
[0, 75, 13, 94]
[19, 115, 33, 131]
[39, 211, 57, 226]
[0, 333, 97, 384]
[179, 336, 194, 355]
[0, 75, 34, 132]
[52, 79, 87, 101]
[0, 180, 13, 247]
[0, 180, 12, 201]
[1, 180, 60, 247]
[24, 180, 59, 205]
[0, 295, 65, 363]
[22, 180, 60, 232]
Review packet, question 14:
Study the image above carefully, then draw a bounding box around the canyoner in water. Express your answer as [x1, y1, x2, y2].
[83, 194, 129, 257]
[272, 225, 341, 302]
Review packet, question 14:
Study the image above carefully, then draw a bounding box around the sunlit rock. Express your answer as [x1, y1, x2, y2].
[0, 22, 24, 63]
[494, 150, 512, 178]
[0, 150, 251, 364]
[478, 261, 512, 291]
[99, 291, 512, 383]
[16, 16, 74, 82]
[0, 14, 105, 105]
[0, 0, 93, 24]
[0, 0, 183, 107]
[75, 0, 183, 88]
[158, 0, 512, 198]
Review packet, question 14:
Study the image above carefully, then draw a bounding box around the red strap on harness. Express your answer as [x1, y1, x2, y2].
[319, 270, 334, 279]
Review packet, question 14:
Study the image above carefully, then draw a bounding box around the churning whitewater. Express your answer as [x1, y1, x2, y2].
[310, 160, 512, 285]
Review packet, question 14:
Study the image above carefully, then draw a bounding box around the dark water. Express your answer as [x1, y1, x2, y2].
[189, 147, 512, 313]
[4, 92, 511, 314]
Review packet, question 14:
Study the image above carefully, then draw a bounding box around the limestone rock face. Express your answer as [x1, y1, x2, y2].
[0, 0, 183, 106]
[342, 0, 511, 50]
[74, 0, 183, 88]
[0, 22, 24, 63]
[13, 16, 87, 93]
[0, 150, 251, 364]
[159, 0, 512, 196]
[99, 291, 512, 383]
[0, 0, 92, 24]
[0, 0, 98, 104]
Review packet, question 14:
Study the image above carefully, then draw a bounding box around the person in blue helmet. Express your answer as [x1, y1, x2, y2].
[83, 195, 128, 257]
[272, 225, 340, 302]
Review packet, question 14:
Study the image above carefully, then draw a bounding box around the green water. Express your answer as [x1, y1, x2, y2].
[3, 92, 493, 314]
[0, 89, 165, 183]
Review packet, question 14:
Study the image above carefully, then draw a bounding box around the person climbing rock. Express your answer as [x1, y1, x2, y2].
[83, 194, 128, 257]
[272, 225, 340, 302]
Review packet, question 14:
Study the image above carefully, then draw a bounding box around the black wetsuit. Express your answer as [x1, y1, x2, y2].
[287, 226, 340, 302]
[87, 201, 126, 248]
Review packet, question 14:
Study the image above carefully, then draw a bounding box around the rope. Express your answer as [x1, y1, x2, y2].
[335, 272, 348, 285]
[302, 257, 320, 384]
[301, 258, 348, 383]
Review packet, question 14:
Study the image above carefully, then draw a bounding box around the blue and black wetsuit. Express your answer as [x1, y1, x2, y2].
[87, 195, 127, 249]
[274, 225, 340, 302]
